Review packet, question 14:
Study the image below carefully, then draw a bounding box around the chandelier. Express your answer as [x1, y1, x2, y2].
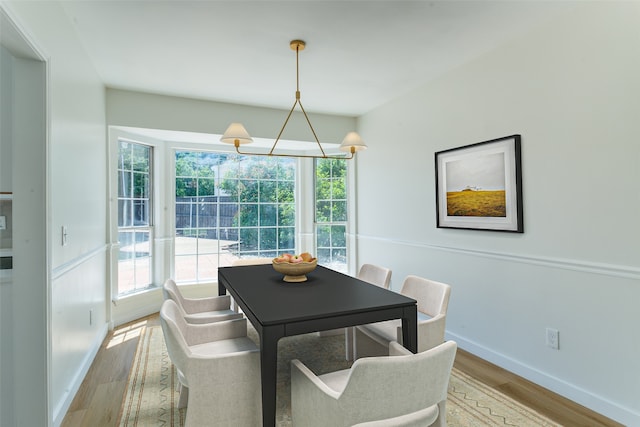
[220, 40, 367, 159]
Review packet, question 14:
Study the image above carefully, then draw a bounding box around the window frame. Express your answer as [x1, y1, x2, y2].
[108, 127, 356, 302]
[115, 139, 154, 297]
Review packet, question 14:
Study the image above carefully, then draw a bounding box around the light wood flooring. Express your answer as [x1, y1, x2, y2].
[62, 314, 623, 427]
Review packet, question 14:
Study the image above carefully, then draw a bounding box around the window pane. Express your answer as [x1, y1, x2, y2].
[316, 201, 331, 223]
[175, 151, 197, 177]
[260, 228, 277, 250]
[279, 203, 295, 226]
[240, 204, 258, 227]
[176, 177, 197, 197]
[133, 172, 149, 198]
[117, 228, 151, 295]
[239, 179, 258, 202]
[174, 151, 297, 281]
[260, 181, 277, 203]
[332, 201, 347, 222]
[118, 171, 132, 198]
[197, 253, 217, 280]
[175, 255, 197, 283]
[332, 178, 346, 199]
[118, 200, 131, 227]
[132, 144, 150, 172]
[198, 178, 216, 197]
[316, 225, 330, 247]
[315, 158, 348, 272]
[240, 228, 258, 251]
[331, 225, 346, 247]
[260, 204, 277, 226]
[278, 181, 295, 202]
[278, 227, 295, 250]
[117, 141, 153, 296]
[133, 200, 149, 226]
[198, 203, 217, 228]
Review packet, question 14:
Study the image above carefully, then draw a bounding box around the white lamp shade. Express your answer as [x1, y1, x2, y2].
[339, 131, 367, 153]
[220, 123, 253, 145]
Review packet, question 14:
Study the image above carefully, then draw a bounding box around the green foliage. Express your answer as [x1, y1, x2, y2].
[175, 151, 220, 197]
[315, 158, 347, 222]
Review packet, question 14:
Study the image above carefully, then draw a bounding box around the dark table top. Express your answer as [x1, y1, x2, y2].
[218, 264, 416, 326]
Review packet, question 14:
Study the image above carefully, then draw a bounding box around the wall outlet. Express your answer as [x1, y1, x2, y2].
[546, 328, 559, 350]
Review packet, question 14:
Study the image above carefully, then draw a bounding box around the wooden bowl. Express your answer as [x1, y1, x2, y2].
[272, 259, 317, 282]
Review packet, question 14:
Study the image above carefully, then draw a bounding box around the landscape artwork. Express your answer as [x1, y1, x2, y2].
[445, 153, 506, 217]
[435, 135, 523, 232]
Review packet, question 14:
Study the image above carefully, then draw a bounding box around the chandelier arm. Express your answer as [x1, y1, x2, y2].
[234, 145, 353, 160]
[269, 99, 300, 155]
[297, 100, 327, 158]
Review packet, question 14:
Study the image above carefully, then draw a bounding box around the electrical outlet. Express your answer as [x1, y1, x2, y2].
[546, 328, 559, 350]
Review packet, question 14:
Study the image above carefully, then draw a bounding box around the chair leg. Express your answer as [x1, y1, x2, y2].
[178, 383, 189, 409]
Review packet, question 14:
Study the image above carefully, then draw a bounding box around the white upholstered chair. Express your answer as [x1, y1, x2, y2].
[160, 299, 262, 427]
[354, 275, 451, 359]
[345, 264, 393, 360]
[163, 278, 242, 324]
[291, 340, 457, 427]
[357, 263, 392, 289]
[231, 257, 273, 266]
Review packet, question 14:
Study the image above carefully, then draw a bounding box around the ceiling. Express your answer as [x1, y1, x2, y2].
[59, 1, 576, 118]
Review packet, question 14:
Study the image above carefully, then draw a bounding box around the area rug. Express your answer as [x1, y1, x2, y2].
[118, 319, 562, 426]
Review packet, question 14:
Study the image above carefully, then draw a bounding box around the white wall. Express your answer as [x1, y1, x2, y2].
[355, 3, 639, 425]
[0, 46, 12, 191]
[1, 1, 108, 425]
[0, 43, 15, 427]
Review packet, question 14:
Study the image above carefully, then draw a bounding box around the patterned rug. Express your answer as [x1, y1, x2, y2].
[118, 318, 562, 426]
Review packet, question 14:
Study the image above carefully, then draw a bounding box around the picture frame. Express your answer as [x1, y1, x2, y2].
[435, 135, 523, 232]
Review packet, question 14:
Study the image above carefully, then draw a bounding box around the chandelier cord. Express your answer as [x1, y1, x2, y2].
[268, 41, 327, 157]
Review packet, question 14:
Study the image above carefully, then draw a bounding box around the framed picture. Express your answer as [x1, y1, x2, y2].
[435, 135, 523, 232]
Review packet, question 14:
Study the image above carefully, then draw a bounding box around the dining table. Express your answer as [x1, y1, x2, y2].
[218, 263, 418, 427]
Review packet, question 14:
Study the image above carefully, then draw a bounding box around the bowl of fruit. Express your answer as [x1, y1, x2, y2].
[272, 252, 317, 282]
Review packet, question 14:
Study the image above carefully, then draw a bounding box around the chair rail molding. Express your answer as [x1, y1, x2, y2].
[357, 234, 640, 280]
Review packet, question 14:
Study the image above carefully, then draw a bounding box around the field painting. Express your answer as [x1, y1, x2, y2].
[435, 134, 523, 232]
[445, 153, 506, 217]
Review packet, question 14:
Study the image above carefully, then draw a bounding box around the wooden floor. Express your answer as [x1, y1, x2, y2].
[62, 314, 623, 427]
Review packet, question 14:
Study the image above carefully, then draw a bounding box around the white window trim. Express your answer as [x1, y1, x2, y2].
[109, 127, 356, 298]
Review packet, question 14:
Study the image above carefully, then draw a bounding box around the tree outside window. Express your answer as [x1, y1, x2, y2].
[315, 158, 347, 272]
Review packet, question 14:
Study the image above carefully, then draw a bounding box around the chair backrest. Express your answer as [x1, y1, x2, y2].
[163, 278, 186, 307]
[400, 275, 451, 318]
[159, 299, 191, 376]
[357, 264, 392, 289]
[340, 341, 457, 425]
[231, 257, 273, 266]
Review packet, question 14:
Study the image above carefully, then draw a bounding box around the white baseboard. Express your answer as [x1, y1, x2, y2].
[52, 323, 108, 427]
[447, 331, 639, 426]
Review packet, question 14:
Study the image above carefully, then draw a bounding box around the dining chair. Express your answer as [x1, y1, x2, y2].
[357, 263, 392, 289]
[345, 263, 393, 360]
[163, 278, 243, 324]
[354, 275, 451, 359]
[291, 340, 457, 427]
[231, 257, 273, 266]
[159, 299, 262, 427]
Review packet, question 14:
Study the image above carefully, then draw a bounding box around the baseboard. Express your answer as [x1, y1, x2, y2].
[52, 322, 108, 427]
[447, 331, 639, 426]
